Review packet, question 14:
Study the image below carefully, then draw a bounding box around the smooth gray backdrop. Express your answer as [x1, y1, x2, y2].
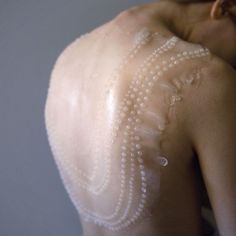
[0, 0, 150, 235]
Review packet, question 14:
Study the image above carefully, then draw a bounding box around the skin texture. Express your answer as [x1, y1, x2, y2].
[44, 0, 236, 235]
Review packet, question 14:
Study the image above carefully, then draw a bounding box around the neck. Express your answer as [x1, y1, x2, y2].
[157, 1, 214, 42]
[157, 0, 236, 68]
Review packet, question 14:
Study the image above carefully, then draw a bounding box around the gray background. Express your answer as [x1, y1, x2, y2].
[0, 0, 149, 235]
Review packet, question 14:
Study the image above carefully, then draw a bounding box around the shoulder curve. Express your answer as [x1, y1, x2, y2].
[202, 55, 236, 79]
[197, 55, 236, 102]
[183, 54, 236, 147]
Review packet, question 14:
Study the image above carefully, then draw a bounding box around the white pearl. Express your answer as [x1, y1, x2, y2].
[123, 106, 129, 112]
[137, 157, 143, 163]
[137, 110, 142, 114]
[141, 170, 145, 176]
[141, 187, 146, 192]
[121, 152, 127, 157]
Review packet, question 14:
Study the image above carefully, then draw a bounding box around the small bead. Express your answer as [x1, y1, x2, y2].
[137, 110, 142, 115]
[141, 187, 146, 192]
[142, 193, 146, 198]
[121, 112, 126, 118]
[121, 152, 127, 157]
[138, 157, 143, 163]
[141, 170, 145, 176]
[123, 106, 129, 112]
[142, 182, 147, 187]
[123, 139, 128, 143]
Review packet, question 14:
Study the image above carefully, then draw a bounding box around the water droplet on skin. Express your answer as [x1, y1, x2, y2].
[158, 156, 168, 167]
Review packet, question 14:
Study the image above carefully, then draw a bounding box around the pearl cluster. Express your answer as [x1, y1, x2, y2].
[105, 28, 156, 93]
[133, 27, 154, 47]
[79, 34, 181, 231]
[111, 36, 179, 140]
[100, 36, 210, 231]
[53, 28, 158, 224]
[100, 36, 181, 231]
[64, 29, 160, 228]
[45, 25, 211, 233]
[79, 29, 159, 222]
[89, 27, 156, 195]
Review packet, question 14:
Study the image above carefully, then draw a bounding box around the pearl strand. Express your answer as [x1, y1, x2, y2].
[101, 36, 179, 231]
[91, 28, 155, 195]
[62, 29, 158, 224]
[109, 43, 210, 231]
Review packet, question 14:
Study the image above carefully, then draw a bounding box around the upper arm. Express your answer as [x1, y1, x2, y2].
[186, 61, 236, 236]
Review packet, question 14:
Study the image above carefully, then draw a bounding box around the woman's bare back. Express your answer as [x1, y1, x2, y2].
[44, 5, 223, 236]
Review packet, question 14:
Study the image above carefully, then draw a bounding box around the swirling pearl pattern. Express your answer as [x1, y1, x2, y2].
[44, 26, 210, 232]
